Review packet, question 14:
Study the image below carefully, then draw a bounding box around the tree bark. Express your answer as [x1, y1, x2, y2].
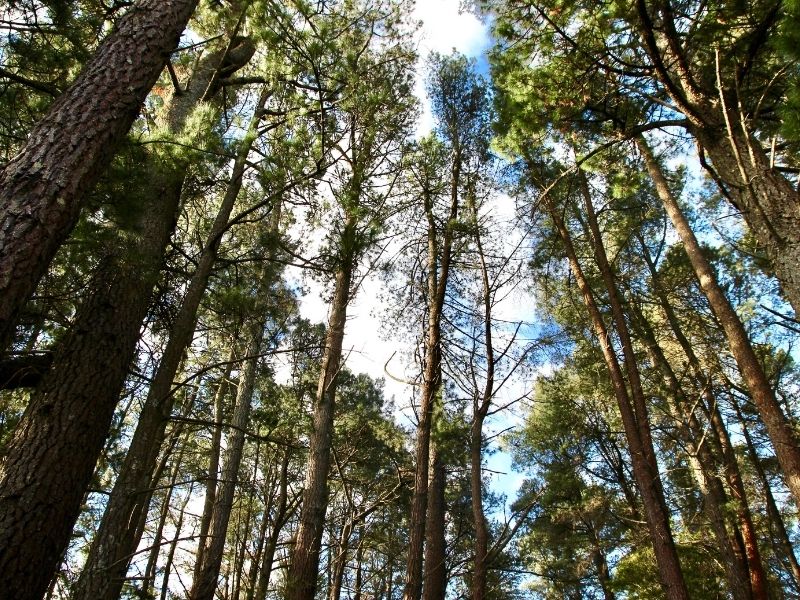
[0, 159, 181, 600]
[0, 0, 198, 350]
[286, 225, 355, 600]
[73, 84, 271, 600]
[404, 149, 461, 600]
[540, 171, 689, 599]
[190, 319, 264, 600]
[422, 445, 446, 600]
[638, 137, 800, 509]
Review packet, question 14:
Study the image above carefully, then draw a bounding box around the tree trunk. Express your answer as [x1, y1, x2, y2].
[541, 175, 689, 599]
[0, 0, 198, 350]
[404, 150, 461, 600]
[74, 84, 272, 600]
[328, 520, 353, 600]
[190, 319, 264, 600]
[286, 232, 355, 600]
[422, 445, 446, 600]
[0, 162, 181, 600]
[193, 354, 235, 585]
[638, 137, 800, 509]
[160, 482, 195, 600]
[253, 447, 292, 600]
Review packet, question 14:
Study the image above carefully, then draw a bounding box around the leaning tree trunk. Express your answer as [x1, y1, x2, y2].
[286, 220, 356, 600]
[74, 84, 272, 600]
[0, 0, 199, 350]
[191, 258, 276, 600]
[0, 162, 181, 600]
[638, 137, 800, 509]
[541, 176, 689, 599]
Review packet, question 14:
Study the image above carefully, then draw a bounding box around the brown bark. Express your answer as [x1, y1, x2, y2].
[286, 230, 355, 600]
[404, 148, 461, 600]
[422, 445, 446, 600]
[0, 157, 181, 600]
[0, 0, 199, 350]
[73, 84, 271, 600]
[190, 319, 264, 600]
[540, 172, 689, 598]
[160, 481, 194, 600]
[192, 354, 235, 585]
[638, 137, 800, 509]
[632, 1, 800, 316]
[253, 448, 292, 600]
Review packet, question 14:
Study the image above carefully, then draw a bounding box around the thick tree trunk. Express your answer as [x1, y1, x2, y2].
[422, 446, 446, 600]
[190, 320, 264, 600]
[639, 137, 800, 509]
[286, 243, 354, 600]
[74, 84, 271, 600]
[542, 179, 689, 598]
[470, 415, 489, 600]
[0, 0, 198, 350]
[0, 162, 181, 600]
[694, 126, 800, 317]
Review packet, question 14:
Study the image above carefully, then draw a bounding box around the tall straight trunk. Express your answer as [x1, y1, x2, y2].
[160, 482, 195, 600]
[74, 85, 272, 600]
[468, 188, 494, 600]
[253, 448, 292, 600]
[190, 319, 265, 600]
[0, 0, 198, 350]
[404, 149, 461, 600]
[541, 176, 689, 598]
[638, 236, 770, 598]
[732, 395, 800, 591]
[353, 532, 365, 600]
[328, 520, 354, 600]
[422, 445, 446, 600]
[638, 137, 800, 508]
[0, 163, 181, 600]
[193, 353, 235, 584]
[287, 227, 355, 600]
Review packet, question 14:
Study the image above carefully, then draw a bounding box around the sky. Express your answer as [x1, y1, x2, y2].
[284, 0, 533, 514]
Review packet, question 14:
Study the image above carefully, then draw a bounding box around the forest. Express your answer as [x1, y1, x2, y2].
[0, 0, 798, 598]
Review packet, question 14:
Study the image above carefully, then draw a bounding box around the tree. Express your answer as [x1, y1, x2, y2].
[0, 0, 199, 350]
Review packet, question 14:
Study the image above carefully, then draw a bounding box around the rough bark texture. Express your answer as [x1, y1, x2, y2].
[639, 138, 800, 509]
[542, 179, 689, 599]
[286, 242, 354, 600]
[73, 84, 271, 600]
[0, 168, 180, 600]
[0, 0, 199, 350]
[422, 446, 447, 600]
[190, 324, 263, 600]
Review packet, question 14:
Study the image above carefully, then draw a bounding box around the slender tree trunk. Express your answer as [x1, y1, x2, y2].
[404, 150, 461, 600]
[159, 481, 194, 600]
[190, 317, 266, 600]
[74, 84, 272, 600]
[423, 445, 446, 600]
[637, 234, 770, 597]
[638, 137, 800, 508]
[193, 354, 234, 583]
[329, 520, 353, 600]
[540, 174, 689, 598]
[287, 227, 355, 600]
[253, 448, 292, 600]
[0, 0, 199, 350]
[634, 310, 756, 600]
